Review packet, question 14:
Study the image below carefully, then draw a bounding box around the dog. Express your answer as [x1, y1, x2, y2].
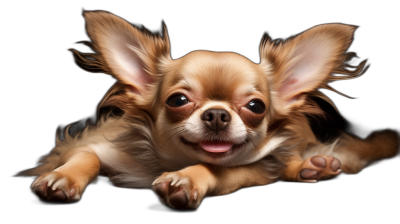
[17, 10, 399, 209]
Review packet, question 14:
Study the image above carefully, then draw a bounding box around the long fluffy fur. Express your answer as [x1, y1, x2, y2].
[19, 11, 399, 196]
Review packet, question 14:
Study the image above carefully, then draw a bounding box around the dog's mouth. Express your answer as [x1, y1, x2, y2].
[200, 141, 233, 153]
[181, 137, 248, 157]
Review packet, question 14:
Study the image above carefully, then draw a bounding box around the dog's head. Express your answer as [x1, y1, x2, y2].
[71, 11, 366, 166]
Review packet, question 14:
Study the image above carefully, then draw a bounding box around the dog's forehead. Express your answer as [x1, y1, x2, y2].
[171, 51, 268, 100]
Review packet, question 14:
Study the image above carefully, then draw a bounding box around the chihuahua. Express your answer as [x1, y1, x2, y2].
[18, 10, 399, 209]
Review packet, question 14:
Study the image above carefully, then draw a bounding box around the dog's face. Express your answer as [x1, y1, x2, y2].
[75, 11, 360, 167]
[154, 51, 271, 165]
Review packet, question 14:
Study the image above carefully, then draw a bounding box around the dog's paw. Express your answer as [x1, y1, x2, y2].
[298, 155, 341, 183]
[31, 171, 80, 202]
[152, 172, 202, 209]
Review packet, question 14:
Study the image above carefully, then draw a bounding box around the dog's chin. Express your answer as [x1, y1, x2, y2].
[180, 137, 248, 160]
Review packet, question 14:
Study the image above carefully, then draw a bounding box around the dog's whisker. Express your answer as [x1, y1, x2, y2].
[248, 137, 262, 158]
[155, 125, 186, 141]
[173, 130, 188, 161]
[158, 129, 186, 150]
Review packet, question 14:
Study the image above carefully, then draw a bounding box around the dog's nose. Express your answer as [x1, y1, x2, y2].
[201, 109, 231, 133]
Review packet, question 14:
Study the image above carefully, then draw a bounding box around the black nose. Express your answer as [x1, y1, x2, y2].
[201, 109, 231, 133]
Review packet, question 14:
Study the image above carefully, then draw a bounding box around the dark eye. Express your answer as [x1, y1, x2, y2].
[245, 100, 265, 114]
[166, 94, 189, 107]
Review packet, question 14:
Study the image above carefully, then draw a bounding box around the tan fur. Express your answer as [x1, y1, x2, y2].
[153, 161, 277, 208]
[19, 10, 399, 208]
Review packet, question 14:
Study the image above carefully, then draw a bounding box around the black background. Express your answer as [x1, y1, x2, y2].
[7, 1, 400, 223]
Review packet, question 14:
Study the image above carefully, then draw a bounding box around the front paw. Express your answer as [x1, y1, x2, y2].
[31, 171, 80, 202]
[152, 172, 203, 209]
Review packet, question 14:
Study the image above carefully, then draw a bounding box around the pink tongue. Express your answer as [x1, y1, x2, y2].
[200, 141, 234, 153]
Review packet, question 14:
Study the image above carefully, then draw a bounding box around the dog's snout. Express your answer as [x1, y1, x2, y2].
[201, 109, 231, 133]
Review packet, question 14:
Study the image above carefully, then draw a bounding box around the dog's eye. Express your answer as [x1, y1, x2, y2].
[167, 94, 189, 107]
[245, 100, 265, 114]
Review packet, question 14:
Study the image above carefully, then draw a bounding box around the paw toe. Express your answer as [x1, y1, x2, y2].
[33, 183, 47, 198]
[48, 189, 67, 202]
[330, 157, 341, 172]
[300, 169, 319, 180]
[169, 188, 187, 208]
[310, 156, 327, 168]
[155, 181, 169, 199]
[33, 183, 68, 202]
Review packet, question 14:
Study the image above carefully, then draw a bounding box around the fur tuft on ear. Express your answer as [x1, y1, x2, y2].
[259, 23, 368, 114]
[70, 10, 171, 95]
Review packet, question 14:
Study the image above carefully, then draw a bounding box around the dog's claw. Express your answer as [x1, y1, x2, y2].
[31, 171, 80, 202]
[152, 172, 202, 209]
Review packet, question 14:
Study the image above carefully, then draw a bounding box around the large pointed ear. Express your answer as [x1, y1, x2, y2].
[70, 10, 170, 95]
[260, 24, 368, 114]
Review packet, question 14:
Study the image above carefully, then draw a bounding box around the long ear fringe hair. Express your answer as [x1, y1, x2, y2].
[69, 15, 171, 115]
[260, 32, 369, 116]
[73, 24, 369, 119]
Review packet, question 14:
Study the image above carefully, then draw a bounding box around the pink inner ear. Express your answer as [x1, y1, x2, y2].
[104, 35, 153, 94]
[280, 76, 299, 94]
[111, 37, 152, 90]
[286, 92, 304, 105]
[279, 38, 332, 101]
[127, 85, 142, 95]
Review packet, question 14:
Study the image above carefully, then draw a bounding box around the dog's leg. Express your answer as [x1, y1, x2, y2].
[152, 161, 277, 209]
[282, 129, 399, 182]
[281, 153, 342, 183]
[31, 146, 100, 202]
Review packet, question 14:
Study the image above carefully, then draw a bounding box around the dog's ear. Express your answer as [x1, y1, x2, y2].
[260, 24, 366, 114]
[71, 10, 170, 95]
